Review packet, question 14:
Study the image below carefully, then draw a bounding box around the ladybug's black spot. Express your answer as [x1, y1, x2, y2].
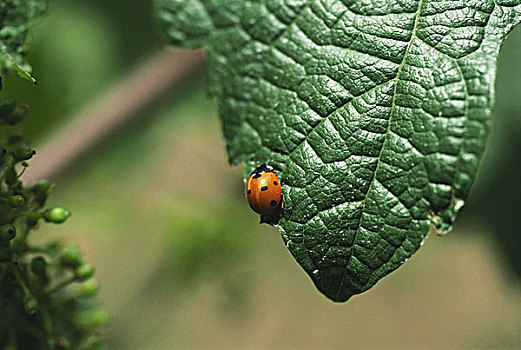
[270, 200, 278, 207]
[273, 181, 278, 186]
[252, 173, 261, 179]
[247, 189, 251, 194]
[260, 186, 268, 191]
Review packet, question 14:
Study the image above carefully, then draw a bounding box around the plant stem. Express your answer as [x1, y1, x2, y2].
[46, 275, 77, 295]
[39, 303, 53, 342]
[0, 264, 7, 284]
[11, 264, 30, 296]
[14, 211, 43, 220]
[0, 157, 15, 182]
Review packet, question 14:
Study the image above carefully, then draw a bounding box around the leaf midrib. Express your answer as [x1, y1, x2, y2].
[334, 0, 425, 300]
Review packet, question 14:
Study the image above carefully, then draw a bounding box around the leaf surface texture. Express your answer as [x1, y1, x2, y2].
[155, 0, 521, 301]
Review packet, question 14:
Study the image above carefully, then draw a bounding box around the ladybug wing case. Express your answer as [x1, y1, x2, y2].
[255, 174, 281, 215]
[246, 174, 262, 214]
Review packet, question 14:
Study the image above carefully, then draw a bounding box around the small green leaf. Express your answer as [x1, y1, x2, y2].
[154, 0, 521, 301]
[0, 0, 47, 83]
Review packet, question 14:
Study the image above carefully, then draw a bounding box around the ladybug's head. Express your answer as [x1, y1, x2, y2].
[252, 163, 274, 174]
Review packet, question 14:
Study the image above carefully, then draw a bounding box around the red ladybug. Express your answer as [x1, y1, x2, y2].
[246, 164, 282, 220]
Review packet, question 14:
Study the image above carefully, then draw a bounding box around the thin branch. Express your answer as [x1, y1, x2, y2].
[22, 48, 205, 184]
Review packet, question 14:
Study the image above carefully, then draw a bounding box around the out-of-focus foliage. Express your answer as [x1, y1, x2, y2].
[164, 202, 256, 287]
[0, 0, 46, 82]
[0, 85, 106, 349]
[1, 1, 108, 348]
[2, 0, 158, 141]
[468, 26, 521, 279]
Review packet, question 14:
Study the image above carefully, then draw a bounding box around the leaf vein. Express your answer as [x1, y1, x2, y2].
[334, 0, 425, 301]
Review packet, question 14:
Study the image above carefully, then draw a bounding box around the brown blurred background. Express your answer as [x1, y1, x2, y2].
[3, 0, 520, 348]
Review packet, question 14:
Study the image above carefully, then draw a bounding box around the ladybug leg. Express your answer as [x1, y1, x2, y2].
[260, 215, 276, 225]
[281, 196, 292, 210]
[259, 210, 281, 225]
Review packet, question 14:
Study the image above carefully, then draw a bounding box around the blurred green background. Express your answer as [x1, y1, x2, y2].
[3, 0, 521, 348]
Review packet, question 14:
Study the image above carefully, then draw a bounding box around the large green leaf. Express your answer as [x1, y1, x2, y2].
[0, 0, 47, 83]
[154, 0, 521, 302]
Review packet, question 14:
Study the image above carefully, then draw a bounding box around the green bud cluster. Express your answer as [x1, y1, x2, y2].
[0, 101, 28, 126]
[0, 77, 106, 349]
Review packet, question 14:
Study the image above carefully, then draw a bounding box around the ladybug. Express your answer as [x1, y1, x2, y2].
[246, 163, 282, 222]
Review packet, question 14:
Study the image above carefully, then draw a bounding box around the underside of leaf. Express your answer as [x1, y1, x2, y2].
[155, 0, 521, 302]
